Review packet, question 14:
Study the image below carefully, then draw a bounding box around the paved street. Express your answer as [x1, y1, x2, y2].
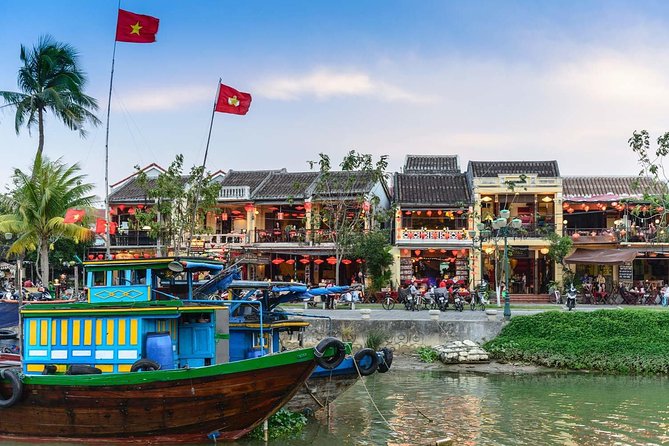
[282, 303, 628, 321]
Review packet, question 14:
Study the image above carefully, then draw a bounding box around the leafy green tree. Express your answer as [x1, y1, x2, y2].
[0, 35, 100, 160]
[308, 150, 389, 285]
[350, 229, 394, 292]
[134, 155, 222, 256]
[0, 157, 95, 283]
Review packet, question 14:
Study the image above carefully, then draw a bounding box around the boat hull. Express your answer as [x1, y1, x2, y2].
[285, 372, 359, 414]
[0, 349, 316, 443]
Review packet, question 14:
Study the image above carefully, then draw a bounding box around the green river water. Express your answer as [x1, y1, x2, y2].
[238, 369, 669, 446]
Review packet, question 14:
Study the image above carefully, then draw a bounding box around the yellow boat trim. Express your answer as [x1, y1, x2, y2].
[118, 364, 132, 373]
[96, 364, 113, 373]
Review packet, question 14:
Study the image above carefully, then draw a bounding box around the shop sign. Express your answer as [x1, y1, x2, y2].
[190, 239, 205, 253]
[619, 262, 633, 280]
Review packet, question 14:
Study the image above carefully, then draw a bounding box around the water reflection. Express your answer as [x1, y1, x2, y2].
[236, 371, 669, 446]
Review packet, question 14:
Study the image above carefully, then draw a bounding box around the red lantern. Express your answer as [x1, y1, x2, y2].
[88, 254, 94, 260]
[299, 258, 310, 264]
[452, 250, 459, 256]
[426, 210, 433, 217]
[143, 253, 151, 259]
[277, 212, 284, 220]
[356, 258, 363, 263]
[326, 256, 337, 265]
[244, 203, 254, 213]
[342, 259, 352, 265]
[133, 253, 140, 259]
[110, 254, 116, 260]
[362, 201, 371, 212]
[437, 210, 443, 216]
[572, 233, 581, 240]
[285, 259, 295, 265]
[117, 205, 126, 211]
[416, 210, 422, 216]
[271, 258, 285, 265]
[221, 212, 229, 221]
[128, 208, 136, 215]
[314, 259, 324, 265]
[304, 202, 313, 212]
[137, 204, 145, 209]
[414, 250, 421, 256]
[97, 254, 104, 260]
[461, 248, 467, 255]
[402, 249, 409, 256]
[567, 208, 574, 214]
[405, 211, 411, 215]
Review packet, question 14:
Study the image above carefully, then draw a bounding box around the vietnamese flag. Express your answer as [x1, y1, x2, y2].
[64, 209, 86, 224]
[215, 84, 252, 115]
[116, 9, 160, 43]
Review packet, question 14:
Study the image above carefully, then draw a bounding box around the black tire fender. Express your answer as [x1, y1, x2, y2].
[0, 369, 22, 408]
[130, 359, 161, 372]
[377, 347, 393, 373]
[66, 364, 102, 375]
[354, 348, 379, 376]
[313, 337, 346, 370]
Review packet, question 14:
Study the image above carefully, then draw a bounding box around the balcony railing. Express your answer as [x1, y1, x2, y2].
[218, 186, 250, 201]
[565, 226, 665, 243]
[397, 228, 470, 242]
[254, 228, 335, 244]
[110, 230, 156, 247]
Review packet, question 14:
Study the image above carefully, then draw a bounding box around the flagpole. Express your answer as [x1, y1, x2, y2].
[187, 79, 221, 256]
[104, 2, 121, 259]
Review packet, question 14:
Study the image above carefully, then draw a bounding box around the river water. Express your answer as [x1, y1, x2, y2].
[239, 369, 669, 446]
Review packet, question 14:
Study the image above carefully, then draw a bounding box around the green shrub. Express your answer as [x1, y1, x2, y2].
[364, 327, 390, 350]
[248, 408, 307, 440]
[417, 346, 439, 363]
[483, 310, 669, 374]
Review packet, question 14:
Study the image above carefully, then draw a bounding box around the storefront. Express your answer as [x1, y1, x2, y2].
[483, 246, 553, 294]
[399, 248, 470, 287]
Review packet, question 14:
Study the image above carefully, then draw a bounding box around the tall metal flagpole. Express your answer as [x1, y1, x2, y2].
[187, 79, 221, 256]
[104, 1, 121, 259]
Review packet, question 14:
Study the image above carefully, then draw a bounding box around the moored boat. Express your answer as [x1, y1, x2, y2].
[0, 257, 345, 443]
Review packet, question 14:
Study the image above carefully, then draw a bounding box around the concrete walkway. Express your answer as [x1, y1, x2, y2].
[283, 303, 630, 321]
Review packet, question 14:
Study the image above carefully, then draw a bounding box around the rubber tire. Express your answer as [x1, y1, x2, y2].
[0, 369, 22, 408]
[66, 364, 102, 375]
[313, 337, 346, 370]
[130, 359, 161, 372]
[377, 347, 393, 373]
[354, 348, 379, 376]
[0, 330, 16, 340]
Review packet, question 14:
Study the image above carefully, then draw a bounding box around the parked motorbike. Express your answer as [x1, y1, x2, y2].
[453, 289, 465, 312]
[404, 293, 415, 311]
[435, 287, 449, 311]
[566, 284, 577, 311]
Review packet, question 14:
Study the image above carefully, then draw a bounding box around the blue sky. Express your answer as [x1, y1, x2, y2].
[2, 1, 669, 201]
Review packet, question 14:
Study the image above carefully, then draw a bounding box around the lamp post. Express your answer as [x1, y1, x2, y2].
[491, 210, 522, 320]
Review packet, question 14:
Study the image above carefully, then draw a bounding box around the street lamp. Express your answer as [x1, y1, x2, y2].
[491, 210, 522, 320]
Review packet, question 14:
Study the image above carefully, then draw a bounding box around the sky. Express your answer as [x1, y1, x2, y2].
[2, 0, 669, 203]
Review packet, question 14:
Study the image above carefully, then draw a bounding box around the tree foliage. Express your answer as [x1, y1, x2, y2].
[0, 35, 100, 160]
[351, 229, 394, 292]
[134, 155, 221, 256]
[0, 156, 95, 283]
[308, 150, 389, 284]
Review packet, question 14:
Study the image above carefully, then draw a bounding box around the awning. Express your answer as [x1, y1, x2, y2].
[564, 248, 638, 265]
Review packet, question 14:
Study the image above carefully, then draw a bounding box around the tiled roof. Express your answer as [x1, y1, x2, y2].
[468, 161, 560, 177]
[219, 170, 282, 192]
[109, 177, 158, 203]
[394, 173, 471, 206]
[563, 176, 665, 200]
[253, 172, 320, 200]
[311, 171, 380, 198]
[404, 155, 460, 173]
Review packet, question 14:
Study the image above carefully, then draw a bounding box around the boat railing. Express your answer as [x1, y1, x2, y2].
[275, 310, 333, 336]
[191, 299, 265, 351]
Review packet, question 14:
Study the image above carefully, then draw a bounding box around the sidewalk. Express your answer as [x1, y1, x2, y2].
[282, 303, 629, 321]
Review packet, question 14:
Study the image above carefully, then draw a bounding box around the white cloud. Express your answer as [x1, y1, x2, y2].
[112, 85, 212, 112]
[255, 68, 432, 103]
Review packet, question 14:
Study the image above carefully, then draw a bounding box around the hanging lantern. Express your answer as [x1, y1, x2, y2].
[461, 248, 467, 255]
[428, 248, 435, 253]
[88, 254, 95, 260]
[583, 205, 590, 212]
[562, 203, 569, 209]
[221, 212, 229, 221]
[416, 210, 422, 216]
[109, 207, 116, 216]
[414, 250, 421, 256]
[137, 204, 145, 210]
[402, 249, 409, 256]
[362, 201, 371, 212]
[277, 212, 284, 220]
[437, 210, 443, 216]
[440, 249, 446, 253]
[540, 247, 550, 255]
[304, 202, 313, 212]
[342, 259, 352, 265]
[299, 258, 310, 264]
[118, 205, 126, 211]
[456, 210, 463, 215]
[285, 259, 295, 265]
[405, 211, 411, 215]
[567, 208, 574, 214]
[356, 258, 363, 263]
[326, 256, 337, 265]
[128, 208, 136, 215]
[426, 210, 433, 217]
[271, 258, 285, 265]
[452, 250, 459, 256]
[314, 259, 324, 265]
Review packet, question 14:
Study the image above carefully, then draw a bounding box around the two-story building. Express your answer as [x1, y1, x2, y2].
[392, 155, 473, 287]
[467, 160, 563, 294]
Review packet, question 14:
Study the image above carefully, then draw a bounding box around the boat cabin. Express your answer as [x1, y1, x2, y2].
[20, 258, 231, 375]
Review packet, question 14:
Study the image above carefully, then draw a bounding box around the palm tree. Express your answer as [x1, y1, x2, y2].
[0, 157, 95, 284]
[0, 35, 100, 160]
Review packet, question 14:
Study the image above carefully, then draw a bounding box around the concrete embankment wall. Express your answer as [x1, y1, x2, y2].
[283, 319, 505, 353]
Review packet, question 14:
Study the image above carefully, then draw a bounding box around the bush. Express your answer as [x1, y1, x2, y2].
[416, 346, 439, 363]
[364, 327, 390, 351]
[248, 408, 307, 440]
[483, 310, 669, 374]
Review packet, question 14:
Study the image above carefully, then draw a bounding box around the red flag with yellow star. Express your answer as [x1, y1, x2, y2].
[215, 84, 252, 115]
[116, 9, 160, 43]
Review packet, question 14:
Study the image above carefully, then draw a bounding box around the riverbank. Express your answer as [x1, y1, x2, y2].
[484, 309, 669, 373]
[391, 353, 554, 374]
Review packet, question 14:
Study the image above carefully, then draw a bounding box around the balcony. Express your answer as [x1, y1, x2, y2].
[110, 230, 156, 247]
[564, 228, 619, 244]
[218, 186, 251, 201]
[253, 228, 335, 244]
[192, 233, 248, 249]
[396, 228, 472, 245]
